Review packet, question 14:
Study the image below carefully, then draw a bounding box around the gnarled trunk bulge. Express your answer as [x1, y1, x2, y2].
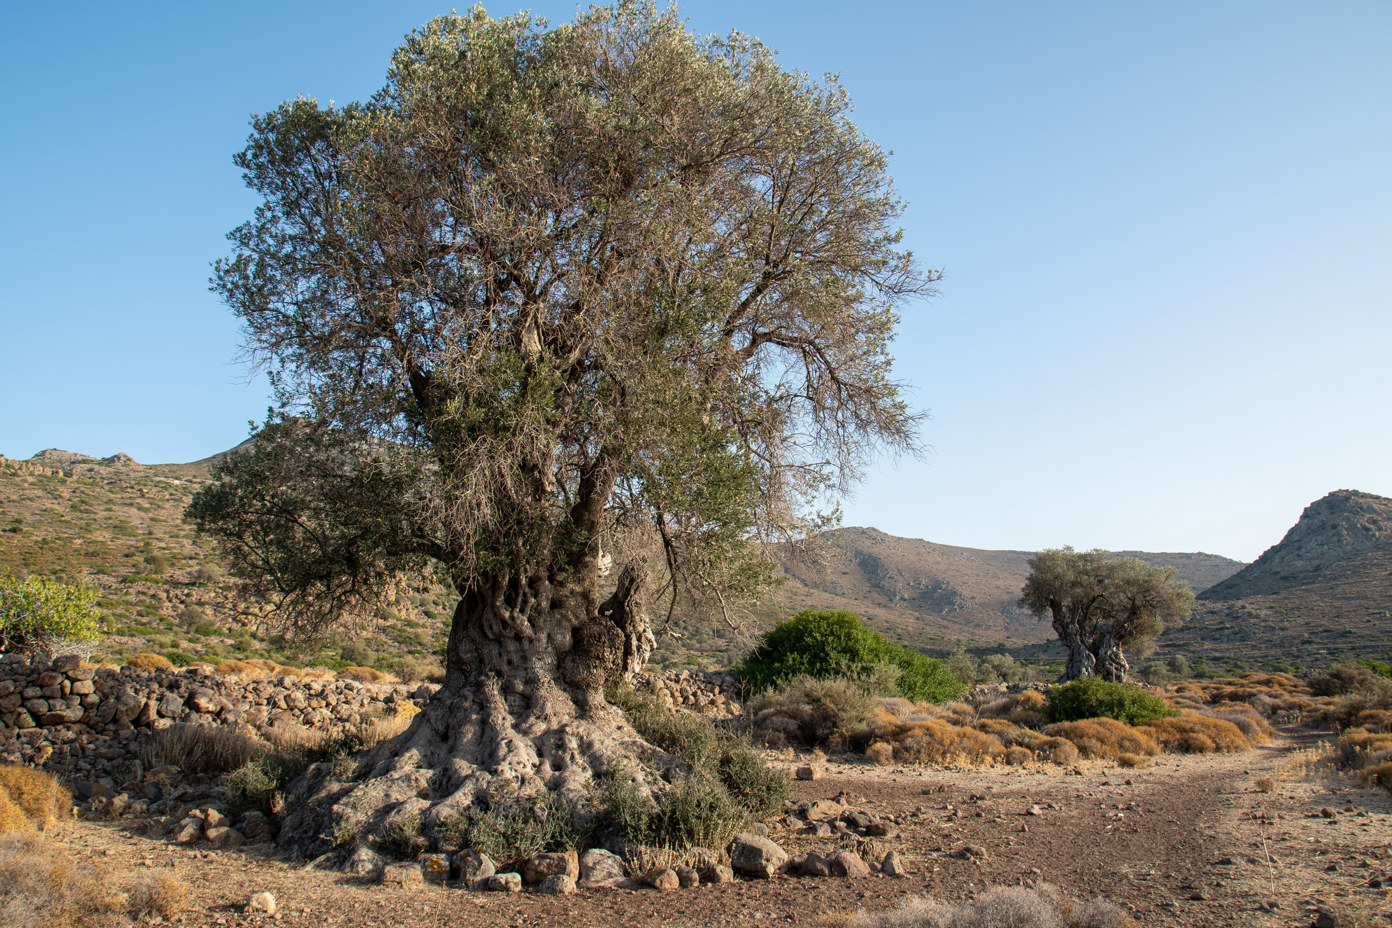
[276, 567, 656, 858]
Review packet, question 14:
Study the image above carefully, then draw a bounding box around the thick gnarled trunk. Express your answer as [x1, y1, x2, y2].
[276, 566, 655, 859]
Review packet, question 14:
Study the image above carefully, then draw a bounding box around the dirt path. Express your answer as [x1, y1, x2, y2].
[53, 730, 1392, 927]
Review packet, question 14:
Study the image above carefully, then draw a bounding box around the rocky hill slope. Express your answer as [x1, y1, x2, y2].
[0, 450, 452, 675]
[1202, 490, 1392, 601]
[1150, 490, 1392, 669]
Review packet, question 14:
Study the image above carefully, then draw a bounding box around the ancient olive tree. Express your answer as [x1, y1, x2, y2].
[1019, 548, 1193, 683]
[189, 3, 934, 855]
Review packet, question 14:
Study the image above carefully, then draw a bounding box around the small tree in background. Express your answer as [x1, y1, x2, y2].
[0, 573, 103, 658]
[1019, 548, 1193, 683]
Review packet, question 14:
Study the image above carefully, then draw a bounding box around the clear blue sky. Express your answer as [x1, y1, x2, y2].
[2, 1, 1388, 562]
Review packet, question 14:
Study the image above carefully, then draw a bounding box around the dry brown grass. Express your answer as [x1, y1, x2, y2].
[125, 653, 173, 671]
[0, 832, 192, 927]
[126, 873, 189, 919]
[1143, 711, 1252, 754]
[0, 787, 34, 835]
[337, 665, 390, 683]
[839, 882, 1138, 928]
[0, 833, 124, 927]
[141, 722, 269, 775]
[0, 767, 67, 829]
[1034, 737, 1080, 765]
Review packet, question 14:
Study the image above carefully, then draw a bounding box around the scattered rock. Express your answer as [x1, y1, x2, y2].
[729, 834, 788, 879]
[881, 851, 907, 878]
[828, 849, 871, 879]
[524, 850, 579, 884]
[698, 864, 734, 885]
[578, 848, 625, 887]
[247, 892, 276, 915]
[381, 862, 424, 887]
[419, 853, 451, 884]
[950, 844, 987, 861]
[787, 852, 831, 878]
[485, 873, 523, 893]
[343, 847, 386, 880]
[795, 765, 821, 781]
[456, 849, 496, 884]
[805, 799, 844, 822]
[646, 868, 680, 891]
[539, 874, 577, 894]
[675, 865, 700, 888]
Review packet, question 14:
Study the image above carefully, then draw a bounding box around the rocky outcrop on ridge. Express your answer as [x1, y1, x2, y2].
[1202, 490, 1392, 601]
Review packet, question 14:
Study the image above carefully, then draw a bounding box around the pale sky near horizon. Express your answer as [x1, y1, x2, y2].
[2, 2, 1388, 563]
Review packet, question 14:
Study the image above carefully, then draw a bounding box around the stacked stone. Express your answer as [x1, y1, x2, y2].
[631, 669, 741, 716]
[0, 653, 431, 786]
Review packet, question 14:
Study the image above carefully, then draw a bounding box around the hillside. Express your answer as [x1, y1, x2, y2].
[1158, 490, 1392, 668]
[0, 450, 453, 675]
[765, 527, 1245, 653]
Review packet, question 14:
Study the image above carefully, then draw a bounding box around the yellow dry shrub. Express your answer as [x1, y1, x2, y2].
[1033, 737, 1079, 765]
[1144, 712, 1252, 754]
[215, 660, 266, 678]
[974, 718, 1017, 736]
[125, 653, 173, 672]
[0, 788, 34, 835]
[1042, 718, 1160, 762]
[1351, 710, 1392, 733]
[885, 719, 1006, 766]
[337, 666, 388, 683]
[297, 666, 337, 681]
[127, 873, 190, 919]
[0, 833, 126, 928]
[937, 701, 977, 726]
[1357, 761, 1392, 792]
[0, 767, 67, 829]
[1003, 745, 1033, 766]
[1338, 729, 1392, 766]
[1117, 752, 1152, 768]
[865, 741, 894, 766]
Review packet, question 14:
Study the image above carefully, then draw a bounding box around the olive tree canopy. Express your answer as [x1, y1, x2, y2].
[190, 2, 934, 855]
[1019, 548, 1194, 682]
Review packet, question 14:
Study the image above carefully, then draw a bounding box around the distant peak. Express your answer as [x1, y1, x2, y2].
[101, 452, 140, 467]
[1201, 489, 1392, 601]
[28, 449, 96, 464]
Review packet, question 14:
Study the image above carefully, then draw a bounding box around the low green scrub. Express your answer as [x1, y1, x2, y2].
[735, 609, 964, 703]
[1044, 677, 1177, 726]
[437, 792, 588, 863]
[605, 685, 787, 850]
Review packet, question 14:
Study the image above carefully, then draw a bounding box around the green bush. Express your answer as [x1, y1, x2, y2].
[604, 685, 788, 848]
[735, 609, 964, 703]
[1044, 677, 1177, 726]
[0, 573, 102, 655]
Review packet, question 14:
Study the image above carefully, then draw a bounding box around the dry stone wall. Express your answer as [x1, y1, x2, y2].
[0, 653, 430, 787]
[0, 653, 739, 789]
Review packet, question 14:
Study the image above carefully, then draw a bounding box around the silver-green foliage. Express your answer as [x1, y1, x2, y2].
[194, 1, 934, 637]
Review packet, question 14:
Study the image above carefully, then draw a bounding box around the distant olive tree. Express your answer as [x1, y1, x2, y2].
[1019, 548, 1193, 682]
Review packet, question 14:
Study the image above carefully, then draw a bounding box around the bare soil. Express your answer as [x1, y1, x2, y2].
[54, 730, 1392, 927]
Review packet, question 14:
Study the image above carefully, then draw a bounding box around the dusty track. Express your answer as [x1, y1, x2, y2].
[54, 730, 1392, 927]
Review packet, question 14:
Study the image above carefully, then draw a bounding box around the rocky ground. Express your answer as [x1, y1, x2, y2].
[48, 728, 1392, 928]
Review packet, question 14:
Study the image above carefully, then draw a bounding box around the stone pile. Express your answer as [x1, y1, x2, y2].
[0, 653, 431, 787]
[630, 669, 741, 716]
